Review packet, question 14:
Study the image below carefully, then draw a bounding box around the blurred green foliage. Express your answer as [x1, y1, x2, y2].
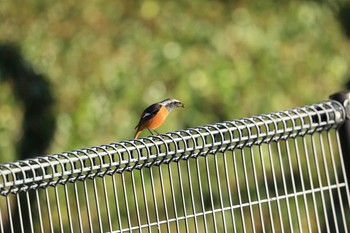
[0, 1, 349, 232]
[0, 0, 349, 158]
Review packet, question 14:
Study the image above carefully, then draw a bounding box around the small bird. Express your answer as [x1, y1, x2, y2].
[134, 98, 185, 139]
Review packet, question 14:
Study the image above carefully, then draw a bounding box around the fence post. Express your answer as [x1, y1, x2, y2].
[330, 91, 350, 188]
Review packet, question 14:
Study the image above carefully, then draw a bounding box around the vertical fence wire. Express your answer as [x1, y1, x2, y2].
[335, 130, 350, 233]
[0, 100, 349, 232]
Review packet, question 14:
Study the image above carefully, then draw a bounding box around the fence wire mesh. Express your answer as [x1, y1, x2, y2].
[0, 100, 349, 233]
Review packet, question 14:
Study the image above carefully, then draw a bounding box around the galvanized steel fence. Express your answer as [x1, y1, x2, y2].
[0, 94, 350, 232]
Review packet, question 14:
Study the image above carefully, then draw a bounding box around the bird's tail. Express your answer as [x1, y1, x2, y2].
[134, 129, 142, 139]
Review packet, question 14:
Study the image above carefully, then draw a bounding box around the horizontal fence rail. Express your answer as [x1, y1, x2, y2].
[0, 100, 349, 232]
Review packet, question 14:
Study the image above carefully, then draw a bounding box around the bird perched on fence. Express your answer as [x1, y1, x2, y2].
[134, 98, 185, 139]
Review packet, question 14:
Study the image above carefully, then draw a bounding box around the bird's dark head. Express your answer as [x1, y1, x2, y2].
[161, 98, 185, 111]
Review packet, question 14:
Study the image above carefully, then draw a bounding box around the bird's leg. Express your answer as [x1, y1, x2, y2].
[153, 129, 160, 135]
[148, 129, 154, 135]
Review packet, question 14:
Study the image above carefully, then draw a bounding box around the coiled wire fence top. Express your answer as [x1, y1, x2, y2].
[0, 100, 349, 233]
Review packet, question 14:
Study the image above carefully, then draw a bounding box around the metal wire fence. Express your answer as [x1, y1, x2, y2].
[0, 98, 349, 232]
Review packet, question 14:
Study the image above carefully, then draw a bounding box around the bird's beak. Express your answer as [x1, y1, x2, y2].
[179, 102, 185, 108]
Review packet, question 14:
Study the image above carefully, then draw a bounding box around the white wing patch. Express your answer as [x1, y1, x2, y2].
[142, 112, 151, 118]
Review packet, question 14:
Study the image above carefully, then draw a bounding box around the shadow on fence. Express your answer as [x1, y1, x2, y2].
[0, 43, 56, 233]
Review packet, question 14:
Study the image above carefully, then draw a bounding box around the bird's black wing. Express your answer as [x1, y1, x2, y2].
[135, 103, 162, 129]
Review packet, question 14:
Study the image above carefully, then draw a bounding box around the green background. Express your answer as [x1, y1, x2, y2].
[0, 1, 349, 232]
[0, 0, 349, 159]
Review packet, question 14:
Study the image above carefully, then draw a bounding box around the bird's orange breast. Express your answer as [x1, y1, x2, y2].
[141, 105, 169, 130]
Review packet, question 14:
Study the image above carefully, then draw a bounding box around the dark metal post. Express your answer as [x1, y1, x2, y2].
[330, 91, 350, 188]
